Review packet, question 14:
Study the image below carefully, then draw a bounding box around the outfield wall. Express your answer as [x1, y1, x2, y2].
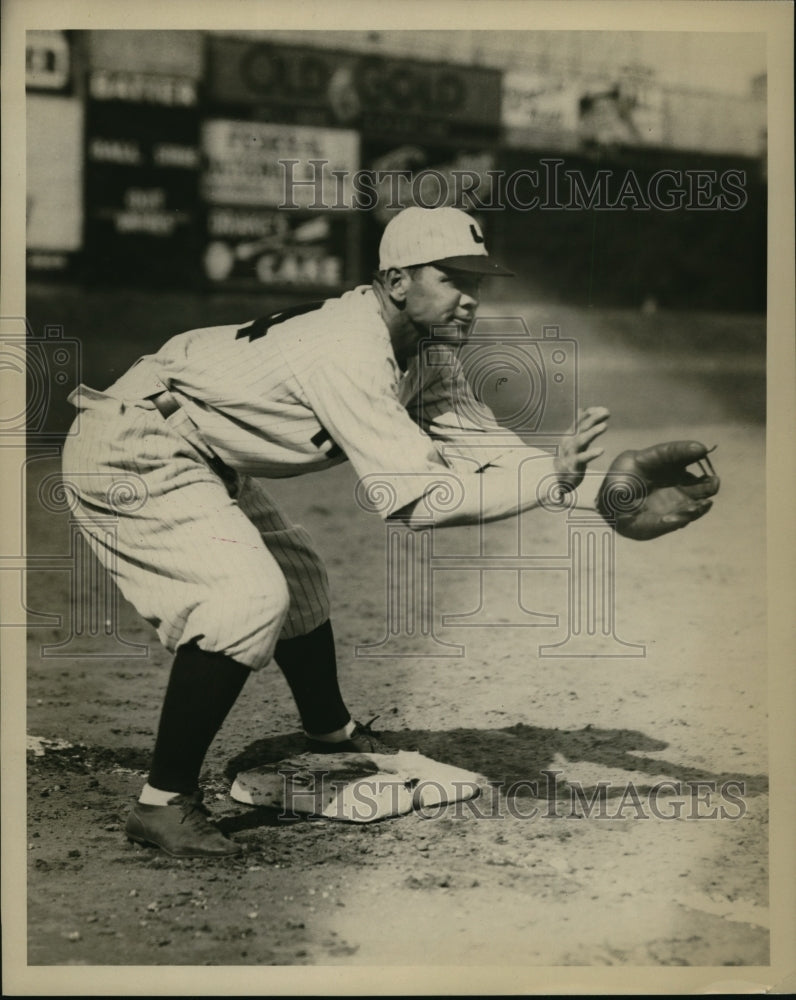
[26, 30, 766, 312]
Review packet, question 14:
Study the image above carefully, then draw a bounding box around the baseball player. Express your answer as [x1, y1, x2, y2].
[61, 206, 719, 858]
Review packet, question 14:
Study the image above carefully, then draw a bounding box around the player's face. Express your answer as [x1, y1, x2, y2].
[404, 266, 482, 336]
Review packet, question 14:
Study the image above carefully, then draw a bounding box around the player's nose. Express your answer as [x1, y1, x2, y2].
[458, 285, 480, 310]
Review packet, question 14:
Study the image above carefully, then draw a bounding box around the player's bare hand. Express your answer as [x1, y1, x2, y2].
[554, 406, 610, 491]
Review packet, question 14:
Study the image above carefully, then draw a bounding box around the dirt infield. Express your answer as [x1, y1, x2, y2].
[23, 299, 768, 969]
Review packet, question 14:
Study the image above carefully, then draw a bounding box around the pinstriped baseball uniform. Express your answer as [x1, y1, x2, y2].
[62, 285, 517, 670]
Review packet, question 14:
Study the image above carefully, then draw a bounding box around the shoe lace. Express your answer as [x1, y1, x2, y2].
[353, 716, 392, 751]
[173, 791, 213, 827]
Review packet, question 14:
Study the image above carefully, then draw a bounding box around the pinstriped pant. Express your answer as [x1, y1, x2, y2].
[61, 391, 330, 670]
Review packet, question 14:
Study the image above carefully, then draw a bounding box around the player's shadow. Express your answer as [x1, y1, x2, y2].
[394, 723, 769, 797]
[222, 721, 768, 833]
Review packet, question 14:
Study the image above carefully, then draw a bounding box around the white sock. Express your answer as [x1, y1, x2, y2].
[306, 719, 356, 743]
[138, 782, 180, 806]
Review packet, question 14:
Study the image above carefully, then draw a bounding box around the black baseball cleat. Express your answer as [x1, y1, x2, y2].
[125, 790, 242, 858]
[305, 717, 399, 755]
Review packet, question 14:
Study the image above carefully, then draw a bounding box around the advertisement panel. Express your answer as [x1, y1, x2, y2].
[202, 119, 359, 209]
[27, 95, 83, 275]
[202, 37, 501, 291]
[26, 30, 71, 92]
[201, 118, 359, 292]
[203, 207, 351, 290]
[662, 90, 763, 157]
[578, 76, 664, 148]
[205, 36, 501, 140]
[361, 140, 497, 223]
[84, 70, 200, 286]
[504, 70, 664, 150]
[502, 71, 581, 138]
[88, 29, 202, 77]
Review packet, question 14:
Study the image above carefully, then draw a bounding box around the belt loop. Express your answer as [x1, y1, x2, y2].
[150, 389, 181, 420]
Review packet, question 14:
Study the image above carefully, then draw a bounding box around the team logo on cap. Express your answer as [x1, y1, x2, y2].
[469, 224, 485, 245]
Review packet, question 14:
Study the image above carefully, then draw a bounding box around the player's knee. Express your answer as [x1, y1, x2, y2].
[191, 576, 291, 670]
[240, 575, 291, 634]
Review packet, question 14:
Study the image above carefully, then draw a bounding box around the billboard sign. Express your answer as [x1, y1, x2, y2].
[202, 119, 359, 209]
[578, 70, 664, 148]
[361, 139, 496, 224]
[203, 208, 350, 290]
[26, 30, 71, 92]
[206, 36, 501, 139]
[502, 71, 581, 136]
[27, 95, 83, 274]
[84, 70, 200, 285]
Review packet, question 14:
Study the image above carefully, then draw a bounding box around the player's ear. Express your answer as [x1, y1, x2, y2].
[384, 267, 412, 303]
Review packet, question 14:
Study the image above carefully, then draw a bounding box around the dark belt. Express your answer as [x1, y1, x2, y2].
[150, 389, 239, 498]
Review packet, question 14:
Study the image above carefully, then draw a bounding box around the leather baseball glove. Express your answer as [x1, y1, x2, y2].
[596, 441, 719, 540]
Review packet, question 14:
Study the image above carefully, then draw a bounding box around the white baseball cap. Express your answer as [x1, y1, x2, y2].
[378, 206, 514, 276]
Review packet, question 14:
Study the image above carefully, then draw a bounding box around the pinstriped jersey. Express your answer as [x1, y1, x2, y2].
[99, 285, 514, 513]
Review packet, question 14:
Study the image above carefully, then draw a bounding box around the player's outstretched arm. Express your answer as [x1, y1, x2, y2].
[394, 407, 610, 530]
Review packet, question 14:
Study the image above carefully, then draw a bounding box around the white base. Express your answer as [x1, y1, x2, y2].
[230, 750, 484, 823]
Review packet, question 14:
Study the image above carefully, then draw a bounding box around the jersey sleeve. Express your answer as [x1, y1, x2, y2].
[297, 346, 454, 518]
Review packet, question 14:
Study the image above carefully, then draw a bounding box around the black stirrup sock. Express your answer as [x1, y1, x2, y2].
[274, 620, 351, 735]
[147, 641, 251, 794]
